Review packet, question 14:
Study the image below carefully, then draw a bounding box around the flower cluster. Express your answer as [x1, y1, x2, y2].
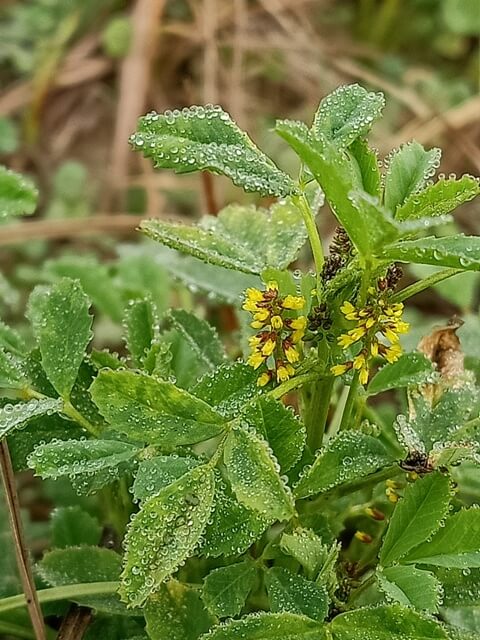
[243, 282, 306, 386]
[331, 288, 410, 385]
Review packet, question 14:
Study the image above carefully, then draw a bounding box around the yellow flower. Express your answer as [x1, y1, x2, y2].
[284, 343, 300, 364]
[247, 350, 265, 369]
[384, 343, 402, 363]
[359, 367, 369, 385]
[253, 309, 270, 322]
[354, 531, 373, 544]
[331, 363, 349, 376]
[276, 365, 290, 383]
[282, 295, 305, 310]
[242, 298, 260, 313]
[261, 339, 276, 356]
[257, 371, 272, 387]
[383, 327, 399, 344]
[245, 287, 264, 302]
[248, 335, 261, 348]
[266, 281, 278, 291]
[340, 301, 356, 316]
[271, 315, 283, 330]
[370, 341, 379, 357]
[290, 317, 307, 331]
[353, 353, 366, 370]
[251, 320, 265, 329]
[337, 333, 356, 348]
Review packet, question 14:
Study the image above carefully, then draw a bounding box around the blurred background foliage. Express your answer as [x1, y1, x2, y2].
[0, 3, 478, 623]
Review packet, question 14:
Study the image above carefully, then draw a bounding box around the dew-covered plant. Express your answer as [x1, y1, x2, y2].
[1, 84, 480, 640]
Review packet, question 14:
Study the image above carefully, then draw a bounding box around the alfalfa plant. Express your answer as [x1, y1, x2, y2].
[1, 84, 480, 640]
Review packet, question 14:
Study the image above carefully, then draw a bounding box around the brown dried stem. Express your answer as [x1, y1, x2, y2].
[0, 440, 46, 640]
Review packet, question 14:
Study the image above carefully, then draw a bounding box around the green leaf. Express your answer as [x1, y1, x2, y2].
[280, 528, 328, 578]
[384, 141, 441, 213]
[395, 175, 480, 221]
[39, 547, 122, 586]
[380, 234, 480, 272]
[436, 567, 480, 607]
[123, 298, 157, 367]
[0, 397, 62, 440]
[224, 426, 295, 522]
[130, 105, 295, 197]
[145, 580, 214, 640]
[329, 604, 447, 639]
[168, 309, 226, 371]
[396, 386, 478, 452]
[28, 439, 139, 494]
[120, 464, 215, 607]
[51, 506, 102, 548]
[367, 352, 434, 396]
[199, 612, 326, 639]
[294, 432, 394, 499]
[0, 348, 27, 389]
[348, 138, 381, 198]
[202, 560, 256, 618]
[443, 0, 480, 35]
[43, 255, 124, 322]
[377, 565, 442, 612]
[0, 321, 26, 356]
[38, 546, 127, 614]
[241, 397, 305, 472]
[201, 473, 269, 558]
[403, 508, 480, 568]
[0, 166, 37, 217]
[133, 455, 200, 503]
[156, 248, 262, 304]
[276, 121, 392, 259]
[265, 567, 328, 622]
[141, 201, 308, 275]
[27, 278, 93, 398]
[379, 472, 452, 566]
[90, 369, 226, 446]
[191, 362, 259, 420]
[313, 84, 385, 149]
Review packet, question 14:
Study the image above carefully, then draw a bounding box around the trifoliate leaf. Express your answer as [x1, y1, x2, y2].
[168, 308, 226, 371]
[202, 560, 256, 618]
[377, 565, 442, 612]
[265, 567, 329, 622]
[132, 455, 200, 503]
[0, 398, 62, 440]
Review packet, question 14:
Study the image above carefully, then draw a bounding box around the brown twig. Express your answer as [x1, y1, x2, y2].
[56, 606, 93, 640]
[0, 440, 46, 640]
[106, 0, 166, 209]
[0, 215, 146, 246]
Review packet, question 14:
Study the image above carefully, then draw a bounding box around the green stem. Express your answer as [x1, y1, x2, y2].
[0, 582, 119, 616]
[305, 376, 334, 451]
[293, 194, 324, 295]
[268, 372, 321, 400]
[339, 371, 360, 431]
[391, 268, 463, 303]
[62, 400, 100, 438]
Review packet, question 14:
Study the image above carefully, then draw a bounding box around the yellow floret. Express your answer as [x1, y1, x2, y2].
[282, 295, 305, 310]
[261, 339, 276, 356]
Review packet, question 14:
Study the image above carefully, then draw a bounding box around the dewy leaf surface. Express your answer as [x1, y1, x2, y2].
[200, 612, 326, 639]
[379, 472, 451, 566]
[200, 473, 269, 558]
[224, 426, 295, 522]
[383, 141, 441, 213]
[130, 105, 295, 197]
[0, 398, 62, 439]
[367, 352, 434, 396]
[329, 604, 447, 639]
[90, 369, 226, 445]
[313, 84, 385, 149]
[294, 431, 394, 499]
[141, 201, 308, 275]
[132, 455, 200, 503]
[202, 560, 257, 618]
[0, 165, 38, 217]
[395, 175, 480, 220]
[241, 396, 306, 472]
[377, 565, 442, 613]
[27, 278, 93, 398]
[380, 234, 480, 271]
[28, 439, 139, 494]
[265, 567, 329, 622]
[120, 464, 215, 607]
[123, 298, 156, 367]
[168, 308, 226, 370]
[145, 579, 215, 640]
[402, 508, 480, 567]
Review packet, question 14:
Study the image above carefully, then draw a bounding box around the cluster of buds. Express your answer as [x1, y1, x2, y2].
[243, 281, 306, 386]
[307, 302, 332, 333]
[331, 287, 410, 385]
[322, 227, 353, 283]
[385, 479, 401, 504]
[378, 264, 403, 293]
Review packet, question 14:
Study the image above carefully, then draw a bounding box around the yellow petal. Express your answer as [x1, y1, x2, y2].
[257, 372, 271, 387]
[359, 367, 369, 385]
[282, 295, 305, 310]
[262, 339, 276, 356]
[285, 345, 300, 363]
[331, 363, 349, 376]
[271, 315, 283, 330]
